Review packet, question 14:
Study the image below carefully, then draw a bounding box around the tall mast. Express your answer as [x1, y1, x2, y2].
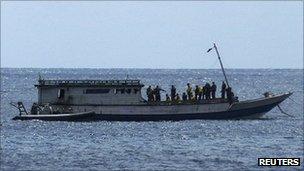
[213, 43, 230, 87]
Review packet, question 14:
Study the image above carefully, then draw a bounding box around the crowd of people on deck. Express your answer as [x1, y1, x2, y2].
[146, 81, 235, 103]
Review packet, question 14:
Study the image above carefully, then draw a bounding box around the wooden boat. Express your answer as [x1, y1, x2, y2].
[11, 92, 291, 121]
[11, 43, 292, 121]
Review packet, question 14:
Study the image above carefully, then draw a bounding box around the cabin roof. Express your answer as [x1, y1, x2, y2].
[35, 79, 144, 88]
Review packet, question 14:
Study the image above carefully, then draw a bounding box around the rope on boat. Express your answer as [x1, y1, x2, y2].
[288, 96, 302, 106]
[277, 105, 294, 117]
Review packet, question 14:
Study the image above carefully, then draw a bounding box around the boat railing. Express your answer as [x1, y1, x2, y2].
[38, 79, 141, 86]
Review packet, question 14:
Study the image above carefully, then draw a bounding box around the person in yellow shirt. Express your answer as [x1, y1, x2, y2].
[198, 86, 203, 100]
[176, 93, 181, 103]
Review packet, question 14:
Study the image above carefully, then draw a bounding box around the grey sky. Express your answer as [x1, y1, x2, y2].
[1, 1, 303, 69]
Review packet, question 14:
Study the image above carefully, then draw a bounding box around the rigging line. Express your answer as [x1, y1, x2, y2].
[277, 105, 294, 117]
[288, 96, 303, 106]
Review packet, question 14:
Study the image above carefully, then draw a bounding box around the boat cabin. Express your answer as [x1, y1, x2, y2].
[35, 79, 145, 105]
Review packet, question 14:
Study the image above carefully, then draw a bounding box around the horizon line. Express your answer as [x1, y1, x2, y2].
[0, 67, 303, 70]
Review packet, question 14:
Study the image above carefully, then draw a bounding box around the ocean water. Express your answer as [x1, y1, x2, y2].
[0, 68, 303, 170]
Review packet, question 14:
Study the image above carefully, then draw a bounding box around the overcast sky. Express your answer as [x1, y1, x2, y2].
[1, 1, 303, 69]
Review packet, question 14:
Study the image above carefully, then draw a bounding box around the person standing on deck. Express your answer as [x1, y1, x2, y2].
[205, 82, 211, 100]
[226, 86, 233, 103]
[227, 87, 235, 104]
[194, 85, 200, 100]
[186, 83, 193, 100]
[154, 85, 165, 102]
[198, 86, 203, 100]
[146, 86, 152, 101]
[176, 93, 181, 102]
[170, 85, 176, 101]
[151, 87, 156, 101]
[221, 81, 226, 99]
[202, 85, 206, 100]
[211, 82, 217, 99]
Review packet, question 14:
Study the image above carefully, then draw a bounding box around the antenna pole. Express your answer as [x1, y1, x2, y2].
[213, 43, 230, 87]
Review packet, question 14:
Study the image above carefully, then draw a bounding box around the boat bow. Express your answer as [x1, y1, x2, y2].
[228, 92, 292, 117]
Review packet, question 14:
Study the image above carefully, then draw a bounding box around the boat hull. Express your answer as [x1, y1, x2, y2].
[84, 93, 291, 121]
[12, 93, 291, 121]
[91, 101, 280, 121]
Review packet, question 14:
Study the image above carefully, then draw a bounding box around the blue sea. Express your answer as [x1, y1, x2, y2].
[1, 68, 303, 170]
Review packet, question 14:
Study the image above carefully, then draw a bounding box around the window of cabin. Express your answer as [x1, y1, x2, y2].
[85, 89, 110, 94]
[58, 89, 65, 99]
